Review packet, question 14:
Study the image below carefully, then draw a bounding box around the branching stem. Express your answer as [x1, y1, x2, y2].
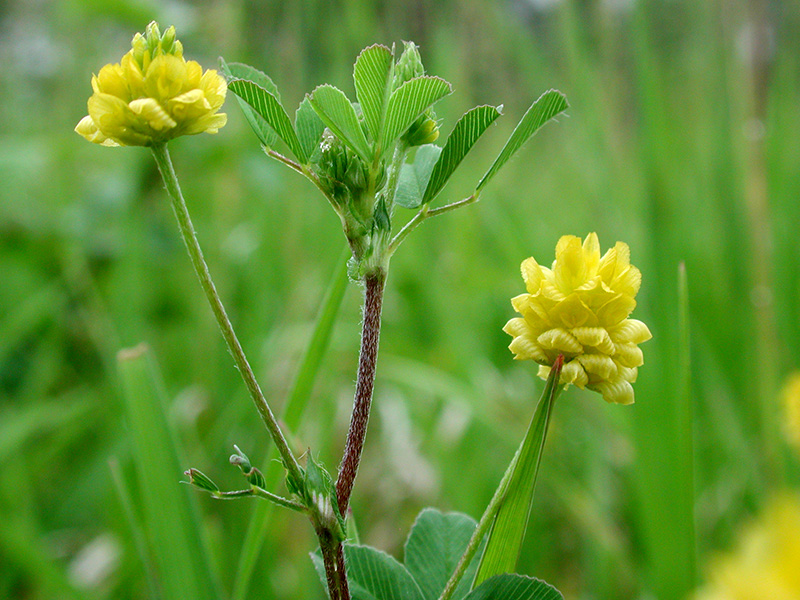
[388, 193, 479, 253]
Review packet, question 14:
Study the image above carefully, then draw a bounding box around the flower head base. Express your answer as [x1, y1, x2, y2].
[75, 22, 226, 147]
[503, 233, 652, 404]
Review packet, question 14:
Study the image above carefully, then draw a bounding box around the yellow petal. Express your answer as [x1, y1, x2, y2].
[609, 319, 652, 344]
[129, 98, 177, 132]
[591, 379, 635, 405]
[509, 335, 547, 362]
[144, 54, 188, 102]
[571, 326, 615, 355]
[553, 235, 588, 293]
[577, 353, 617, 381]
[614, 342, 644, 368]
[521, 257, 545, 294]
[75, 115, 118, 146]
[537, 328, 583, 354]
[561, 360, 588, 388]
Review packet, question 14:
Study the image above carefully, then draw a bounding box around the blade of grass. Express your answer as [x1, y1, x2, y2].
[472, 356, 563, 588]
[232, 247, 350, 600]
[117, 344, 220, 600]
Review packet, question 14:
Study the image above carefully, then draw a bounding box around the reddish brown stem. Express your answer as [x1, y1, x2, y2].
[335, 269, 386, 515]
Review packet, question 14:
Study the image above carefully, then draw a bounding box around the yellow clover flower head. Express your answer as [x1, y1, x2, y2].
[695, 493, 800, 600]
[75, 21, 226, 147]
[503, 233, 652, 405]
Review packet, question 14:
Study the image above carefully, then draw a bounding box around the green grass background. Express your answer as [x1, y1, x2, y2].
[2, 0, 799, 598]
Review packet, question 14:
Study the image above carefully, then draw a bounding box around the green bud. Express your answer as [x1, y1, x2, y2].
[230, 445, 267, 488]
[403, 113, 440, 147]
[161, 25, 176, 53]
[229, 444, 252, 472]
[393, 41, 425, 91]
[184, 468, 219, 493]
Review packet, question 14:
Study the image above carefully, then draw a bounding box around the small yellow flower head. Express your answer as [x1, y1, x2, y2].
[503, 233, 652, 405]
[695, 493, 800, 600]
[781, 372, 800, 453]
[75, 21, 226, 147]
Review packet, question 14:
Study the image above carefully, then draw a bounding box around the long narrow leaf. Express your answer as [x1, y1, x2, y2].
[473, 357, 563, 587]
[220, 59, 279, 148]
[228, 79, 307, 163]
[423, 105, 502, 205]
[309, 84, 372, 162]
[117, 344, 219, 600]
[353, 44, 394, 144]
[383, 76, 453, 149]
[476, 90, 567, 192]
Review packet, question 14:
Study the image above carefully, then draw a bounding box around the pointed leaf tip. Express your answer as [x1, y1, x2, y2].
[476, 90, 567, 192]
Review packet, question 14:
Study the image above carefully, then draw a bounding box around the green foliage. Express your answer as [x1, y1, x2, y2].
[309, 84, 373, 162]
[464, 574, 562, 600]
[404, 509, 484, 600]
[381, 76, 452, 151]
[394, 144, 442, 209]
[228, 79, 308, 162]
[312, 508, 562, 599]
[424, 105, 502, 204]
[353, 44, 395, 144]
[477, 90, 568, 192]
[474, 360, 562, 586]
[220, 59, 281, 148]
[117, 345, 220, 600]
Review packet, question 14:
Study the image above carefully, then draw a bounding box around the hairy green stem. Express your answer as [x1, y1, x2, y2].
[149, 143, 303, 485]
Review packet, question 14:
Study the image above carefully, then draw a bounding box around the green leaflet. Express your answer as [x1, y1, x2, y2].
[311, 545, 426, 600]
[404, 509, 483, 600]
[463, 574, 563, 600]
[383, 76, 453, 150]
[295, 97, 326, 160]
[308, 84, 372, 162]
[353, 44, 394, 145]
[219, 59, 280, 148]
[476, 90, 567, 192]
[423, 105, 502, 204]
[228, 79, 307, 162]
[394, 144, 442, 209]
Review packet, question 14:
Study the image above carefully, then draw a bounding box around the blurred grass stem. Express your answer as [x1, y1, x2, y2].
[149, 142, 303, 485]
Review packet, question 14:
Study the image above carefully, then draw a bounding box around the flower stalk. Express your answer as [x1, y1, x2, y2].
[149, 142, 303, 485]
